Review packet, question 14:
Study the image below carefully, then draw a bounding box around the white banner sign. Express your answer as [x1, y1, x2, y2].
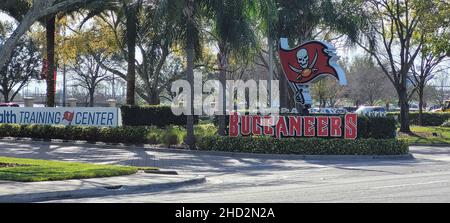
[0, 107, 121, 127]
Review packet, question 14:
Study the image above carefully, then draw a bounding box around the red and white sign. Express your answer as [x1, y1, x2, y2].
[228, 113, 357, 139]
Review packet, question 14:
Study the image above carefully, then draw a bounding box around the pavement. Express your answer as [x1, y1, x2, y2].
[0, 172, 205, 203]
[0, 139, 450, 202]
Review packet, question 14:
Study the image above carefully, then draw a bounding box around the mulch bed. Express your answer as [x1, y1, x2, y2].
[0, 163, 29, 168]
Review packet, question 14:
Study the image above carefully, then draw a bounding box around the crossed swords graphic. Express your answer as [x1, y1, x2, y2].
[288, 49, 319, 81]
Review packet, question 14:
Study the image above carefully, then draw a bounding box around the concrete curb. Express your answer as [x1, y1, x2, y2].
[0, 137, 416, 161]
[143, 146, 416, 160]
[0, 174, 206, 203]
[410, 143, 450, 147]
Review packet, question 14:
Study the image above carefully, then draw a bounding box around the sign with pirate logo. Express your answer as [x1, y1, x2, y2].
[279, 38, 346, 107]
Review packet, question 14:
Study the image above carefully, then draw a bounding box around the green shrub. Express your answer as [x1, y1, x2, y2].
[0, 124, 148, 144]
[160, 126, 185, 146]
[387, 112, 450, 126]
[146, 126, 164, 144]
[194, 123, 217, 141]
[63, 126, 84, 140]
[197, 136, 409, 155]
[357, 116, 396, 139]
[0, 124, 21, 137]
[121, 105, 199, 127]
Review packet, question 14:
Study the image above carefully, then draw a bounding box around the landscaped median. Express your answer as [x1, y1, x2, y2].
[197, 136, 409, 155]
[0, 123, 216, 146]
[0, 156, 157, 182]
[397, 126, 450, 145]
[0, 122, 412, 155]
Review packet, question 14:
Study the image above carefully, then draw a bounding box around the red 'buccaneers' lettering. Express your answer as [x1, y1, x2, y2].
[228, 113, 358, 139]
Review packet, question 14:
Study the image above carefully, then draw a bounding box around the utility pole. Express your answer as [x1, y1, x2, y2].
[62, 28, 66, 107]
[112, 73, 116, 99]
[267, 3, 273, 108]
[62, 64, 66, 107]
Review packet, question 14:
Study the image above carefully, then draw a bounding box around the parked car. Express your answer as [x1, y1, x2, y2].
[309, 107, 339, 114]
[409, 104, 419, 112]
[334, 108, 348, 114]
[428, 105, 442, 112]
[432, 100, 450, 112]
[0, 102, 19, 107]
[355, 106, 386, 116]
[308, 108, 320, 114]
[343, 107, 358, 113]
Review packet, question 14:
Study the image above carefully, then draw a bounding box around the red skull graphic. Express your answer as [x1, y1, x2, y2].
[279, 40, 344, 84]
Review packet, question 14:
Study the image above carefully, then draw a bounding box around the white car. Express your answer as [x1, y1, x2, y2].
[355, 106, 387, 116]
[309, 108, 337, 114]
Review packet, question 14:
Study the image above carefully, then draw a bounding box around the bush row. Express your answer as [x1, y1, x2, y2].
[0, 124, 211, 146]
[121, 105, 198, 127]
[120, 105, 397, 139]
[197, 136, 409, 155]
[387, 112, 450, 126]
[357, 116, 397, 139]
[0, 124, 149, 143]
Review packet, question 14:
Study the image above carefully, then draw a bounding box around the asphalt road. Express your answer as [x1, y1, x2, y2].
[1, 141, 449, 202]
[55, 146, 450, 202]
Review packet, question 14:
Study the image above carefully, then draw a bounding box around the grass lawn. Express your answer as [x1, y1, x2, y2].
[0, 156, 157, 182]
[397, 126, 450, 145]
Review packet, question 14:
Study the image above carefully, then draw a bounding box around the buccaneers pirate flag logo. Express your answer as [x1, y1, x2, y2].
[279, 39, 346, 84]
[279, 38, 347, 105]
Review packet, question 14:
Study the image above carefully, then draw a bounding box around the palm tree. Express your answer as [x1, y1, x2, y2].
[160, 0, 205, 148]
[81, 0, 142, 106]
[120, 0, 142, 106]
[205, 0, 257, 136]
[45, 15, 56, 107]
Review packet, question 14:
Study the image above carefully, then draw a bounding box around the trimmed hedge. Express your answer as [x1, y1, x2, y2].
[0, 123, 218, 147]
[0, 124, 149, 143]
[197, 136, 409, 155]
[0, 123, 408, 155]
[121, 105, 198, 127]
[357, 116, 397, 139]
[387, 112, 450, 126]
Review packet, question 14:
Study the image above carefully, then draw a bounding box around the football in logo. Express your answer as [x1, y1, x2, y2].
[279, 40, 346, 85]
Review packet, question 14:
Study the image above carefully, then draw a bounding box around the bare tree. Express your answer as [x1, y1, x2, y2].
[410, 55, 449, 124]
[346, 56, 395, 106]
[0, 32, 41, 102]
[356, 0, 446, 132]
[432, 72, 450, 106]
[69, 52, 110, 107]
[310, 76, 346, 108]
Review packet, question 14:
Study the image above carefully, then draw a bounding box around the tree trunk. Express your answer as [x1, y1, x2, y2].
[217, 47, 228, 136]
[125, 6, 137, 106]
[149, 91, 160, 105]
[398, 88, 411, 133]
[46, 15, 56, 107]
[184, 0, 195, 149]
[88, 89, 95, 107]
[2, 90, 9, 103]
[418, 85, 424, 126]
[278, 65, 288, 110]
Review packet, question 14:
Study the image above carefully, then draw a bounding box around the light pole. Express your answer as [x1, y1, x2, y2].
[267, 2, 273, 108]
